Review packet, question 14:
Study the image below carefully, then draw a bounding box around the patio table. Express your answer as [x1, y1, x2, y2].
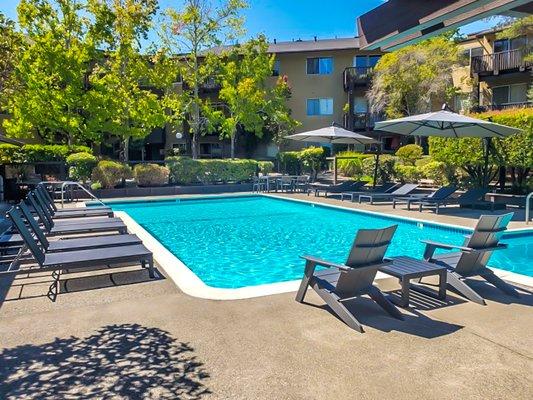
[379, 256, 447, 307]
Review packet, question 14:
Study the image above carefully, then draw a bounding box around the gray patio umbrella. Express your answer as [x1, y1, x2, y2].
[285, 124, 379, 145]
[374, 107, 523, 186]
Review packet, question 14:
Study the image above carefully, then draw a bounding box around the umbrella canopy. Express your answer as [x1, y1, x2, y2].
[374, 109, 522, 138]
[286, 125, 379, 145]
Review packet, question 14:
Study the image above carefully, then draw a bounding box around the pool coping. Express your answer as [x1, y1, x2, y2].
[105, 194, 533, 300]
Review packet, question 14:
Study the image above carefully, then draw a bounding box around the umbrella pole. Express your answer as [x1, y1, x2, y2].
[372, 138, 382, 189]
[482, 137, 492, 187]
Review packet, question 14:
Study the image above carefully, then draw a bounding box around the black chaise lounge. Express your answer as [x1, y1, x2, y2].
[418, 187, 501, 213]
[309, 180, 367, 197]
[358, 183, 419, 204]
[3, 206, 155, 300]
[295, 225, 403, 333]
[35, 186, 114, 219]
[340, 182, 400, 202]
[392, 185, 457, 213]
[422, 213, 519, 305]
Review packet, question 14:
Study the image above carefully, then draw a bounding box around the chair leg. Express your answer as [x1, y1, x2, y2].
[147, 256, 156, 279]
[447, 272, 486, 305]
[480, 270, 520, 298]
[295, 261, 315, 303]
[367, 285, 404, 320]
[315, 288, 365, 333]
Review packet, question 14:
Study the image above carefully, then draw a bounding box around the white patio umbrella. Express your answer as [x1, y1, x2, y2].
[374, 106, 523, 186]
[285, 124, 379, 145]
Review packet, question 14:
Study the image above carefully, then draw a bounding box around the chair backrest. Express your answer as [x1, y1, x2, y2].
[391, 183, 418, 195]
[349, 181, 367, 190]
[27, 192, 54, 231]
[429, 185, 457, 200]
[7, 207, 46, 265]
[383, 183, 400, 193]
[457, 187, 489, 203]
[18, 201, 50, 248]
[454, 213, 513, 275]
[37, 184, 57, 212]
[35, 188, 55, 215]
[335, 225, 397, 297]
[296, 175, 309, 183]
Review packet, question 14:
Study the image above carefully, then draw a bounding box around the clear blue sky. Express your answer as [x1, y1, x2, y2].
[1, 0, 502, 42]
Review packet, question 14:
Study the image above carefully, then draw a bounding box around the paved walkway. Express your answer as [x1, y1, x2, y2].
[0, 193, 532, 399]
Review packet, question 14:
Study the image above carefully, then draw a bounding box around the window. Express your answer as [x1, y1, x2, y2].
[463, 47, 483, 64]
[272, 60, 281, 77]
[307, 57, 333, 75]
[307, 98, 333, 116]
[352, 97, 368, 113]
[354, 55, 381, 68]
[494, 36, 527, 53]
[492, 83, 528, 106]
[200, 143, 223, 157]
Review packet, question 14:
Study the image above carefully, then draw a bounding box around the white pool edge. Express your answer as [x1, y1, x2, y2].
[109, 193, 533, 300]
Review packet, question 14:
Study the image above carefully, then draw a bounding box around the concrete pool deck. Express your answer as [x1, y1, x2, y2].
[1, 192, 532, 399]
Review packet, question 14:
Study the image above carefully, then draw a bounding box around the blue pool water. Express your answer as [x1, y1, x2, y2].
[108, 196, 533, 288]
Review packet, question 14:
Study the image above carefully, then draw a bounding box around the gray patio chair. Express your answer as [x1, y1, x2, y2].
[310, 180, 367, 197]
[4, 207, 155, 301]
[36, 185, 113, 218]
[392, 185, 457, 213]
[341, 182, 400, 202]
[18, 201, 141, 252]
[27, 192, 127, 236]
[294, 175, 311, 193]
[252, 176, 266, 192]
[358, 183, 419, 204]
[277, 176, 295, 192]
[295, 225, 403, 333]
[422, 213, 519, 305]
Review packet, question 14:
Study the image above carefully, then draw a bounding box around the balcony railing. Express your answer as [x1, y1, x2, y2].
[343, 112, 384, 131]
[471, 48, 532, 75]
[343, 67, 374, 91]
[471, 101, 533, 113]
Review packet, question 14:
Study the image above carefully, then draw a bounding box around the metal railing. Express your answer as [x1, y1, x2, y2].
[46, 181, 106, 208]
[526, 192, 533, 224]
[471, 48, 532, 75]
[343, 67, 373, 90]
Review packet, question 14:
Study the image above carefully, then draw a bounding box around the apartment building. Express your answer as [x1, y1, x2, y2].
[454, 28, 532, 113]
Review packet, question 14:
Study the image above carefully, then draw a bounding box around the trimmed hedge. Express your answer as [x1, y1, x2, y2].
[0, 144, 92, 163]
[133, 163, 170, 187]
[166, 157, 259, 184]
[395, 144, 423, 166]
[91, 161, 132, 189]
[258, 161, 274, 175]
[67, 152, 98, 183]
[362, 154, 397, 184]
[336, 151, 373, 178]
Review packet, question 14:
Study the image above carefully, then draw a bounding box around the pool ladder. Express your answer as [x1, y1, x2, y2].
[526, 192, 533, 225]
[40, 181, 106, 208]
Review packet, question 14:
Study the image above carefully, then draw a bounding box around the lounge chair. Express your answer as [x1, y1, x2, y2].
[392, 185, 457, 213]
[310, 181, 367, 197]
[294, 175, 311, 193]
[422, 213, 519, 305]
[358, 183, 419, 204]
[295, 225, 403, 333]
[340, 182, 400, 202]
[277, 176, 294, 192]
[36, 185, 113, 218]
[18, 202, 142, 252]
[455, 188, 502, 211]
[27, 192, 128, 236]
[3, 207, 155, 300]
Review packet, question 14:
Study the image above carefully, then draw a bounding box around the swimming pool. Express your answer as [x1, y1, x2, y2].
[108, 195, 533, 289]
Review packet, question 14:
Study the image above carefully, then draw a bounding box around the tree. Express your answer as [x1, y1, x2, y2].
[4, 0, 96, 144]
[86, 0, 167, 161]
[159, 0, 247, 159]
[368, 35, 461, 119]
[0, 12, 24, 110]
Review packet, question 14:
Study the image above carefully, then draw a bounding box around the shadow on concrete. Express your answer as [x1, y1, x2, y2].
[457, 279, 533, 306]
[0, 323, 210, 399]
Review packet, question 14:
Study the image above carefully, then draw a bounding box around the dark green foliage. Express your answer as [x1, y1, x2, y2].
[166, 157, 259, 184]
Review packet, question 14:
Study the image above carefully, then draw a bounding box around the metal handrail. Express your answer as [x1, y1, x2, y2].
[60, 181, 105, 208]
[526, 192, 533, 224]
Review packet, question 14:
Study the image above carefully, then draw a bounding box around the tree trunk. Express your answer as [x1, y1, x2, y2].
[230, 133, 236, 159]
[122, 137, 129, 162]
[498, 166, 506, 192]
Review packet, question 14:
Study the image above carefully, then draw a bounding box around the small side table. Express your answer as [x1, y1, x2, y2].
[379, 256, 447, 307]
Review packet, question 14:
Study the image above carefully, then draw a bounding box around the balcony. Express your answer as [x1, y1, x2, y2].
[471, 101, 533, 113]
[471, 49, 532, 76]
[343, 67, 373, 91]
[343, 112, 384, 131]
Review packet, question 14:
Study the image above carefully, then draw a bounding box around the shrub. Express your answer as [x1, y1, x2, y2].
[0, 144, 92, 164]
[66, 152, 98, 183]
[91, 161, 132, 189]
[0, 144, 24, 164]
[419, 161, 456, 186]
[166, 157, 258, 184]
[394, 164, 422, 183]
[298, 146, 325, 179]
[133, 163, 170, 187]
[91, 181, 102, 191]
[395, 144, 423, 165]
[166, 157, 203, 184]
[258, 161, 274, 175]
[277, 151, 300, 174]
[336, 151, 373, 177]
[362, 154, 397, 184]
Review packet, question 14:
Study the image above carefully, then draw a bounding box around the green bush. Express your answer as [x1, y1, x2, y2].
[277, 151, 300, 174]
[395, 144, 423, 165]
[258, 161, 274, 175]
[91, 161, 132, 189]
[166, 157, 258, 184]
[419, 161, 456, 186]
[298, 146, 325, 179]
[133, 163, 170, 187]
[394, 164, 422, 183]
[0, 144, 92, 164]
[91, 181, 102, 191]
[66, 152, 98, 183]
[362, 154, 397, 184]
[336, 151, 373, 177]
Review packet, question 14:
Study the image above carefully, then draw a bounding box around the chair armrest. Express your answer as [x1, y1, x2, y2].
[420, 240, 473, 252]
[300, 255, 351, 271]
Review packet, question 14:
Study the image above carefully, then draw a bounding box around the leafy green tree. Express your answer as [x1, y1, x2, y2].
[4, 0, 96, 144]
[159, 0, 247, 159]
[0, 12, 24, 110]
[86, 0, 166, 161]
[368, 36, 461, 118]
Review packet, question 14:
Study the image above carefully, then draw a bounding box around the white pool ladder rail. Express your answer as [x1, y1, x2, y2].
[526, 191, 533, 224]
